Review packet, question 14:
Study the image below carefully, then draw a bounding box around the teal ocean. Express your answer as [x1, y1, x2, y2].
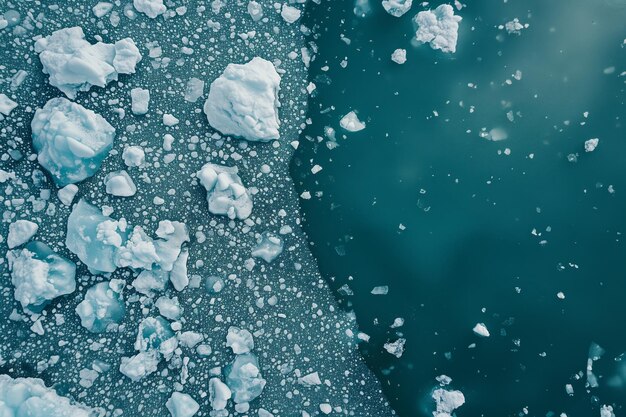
[292, 0, 626, 416]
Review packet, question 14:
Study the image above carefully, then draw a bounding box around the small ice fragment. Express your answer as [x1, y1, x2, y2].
[432, 387, 465, 417]
[75, 280, 125, 332]
[340, 111, 366, 132]
[163, 113, 179, 126]
[414, 4, 462, 53]
[281, 5, 301, 24]
[226, 326, 255, 354]
[248, 1, 263, 21]
[196, 163, 253, 220]
[134, 0, 167, 18]
[58, 184, 79, 206]
[320, 404, 332, 415]
[391, 48, 407, 64]
[502, 18, 528, 35]
[226, 353, 266, 404]
[130, 88, 150, 115]
[105, 170, 137, 197]
[584, 138, 599, 152]
[170, 249, 190, 291]
[371, 285, 389, 295]
[166, 392, 199, 417]
[119, 350, 160, 381]
[251, 232, 284, 263]
[298, 372, 322, 386]
[391, 317, 405, 328]
[473, 322, 490, 337]
[0, 93, 17, 115]
[122, 145, 145, 167]
[184, 78, 205, 102]
[93, 2, 114, 17]
[382, 0, 412, 17]
[600, 405, 615, 417]
[384, 338, 406, 358]
[209, 378, 232, 410]
[7, 220, 39, 248]
[155, 296, 182, 320]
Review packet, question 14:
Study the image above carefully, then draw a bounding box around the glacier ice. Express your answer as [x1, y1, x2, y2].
[196, 163, 253, 220]
[134, 0, 167, 19]
[226, 353, 267, 404]
[105, 170, 137, 197]
[75, 280, 125, 332]
[7, 219, 38, 248]
[7, 241, 76, 313]
[31, 97, 115, 186]
[382, 0, 413, 17]
[0, 375, 96, 417]
[251, 232, 284, 263]
[165, 392, 199, 417]
[414, 4, 462, 53]
[35, 27, 141, 98]
[226, 326, 255, 354]
[203, 57, 281, 142]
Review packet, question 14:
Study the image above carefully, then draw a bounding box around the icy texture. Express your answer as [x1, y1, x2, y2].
[251, 232, 284, 263]
[31, 97, 115, 186]
[382, 0, 412, 17]
[203, 57, 281, 142]
[0, 93, 17, 115]
[75, 280, 125, 332]
[209, 378, 232, 410]
[226, 353, 267, 404]
[7, 219, 38, 248]
[134, 0, 167, 18]
[0, 375, 96, 417]
[165, 392, 199, 417]
[226, 326, 255, 354]
[105, 170, 137, 197]
[340, 111, 366, 132]
[130, 87, 150, 115]
[7, 242, 76, 313]
[197, 163, 253, 220]
[35, 27, 141, 98]
[432, 388, 465, 417]
[414, 4, 462, 53]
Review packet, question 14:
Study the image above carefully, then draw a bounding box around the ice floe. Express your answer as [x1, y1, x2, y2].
[75, 280, 125, 332]
[414, 4, 462, 53]
[196, 163, 253, 220]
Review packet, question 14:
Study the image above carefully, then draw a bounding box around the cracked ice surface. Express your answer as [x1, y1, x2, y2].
[0, 1, 395, 416]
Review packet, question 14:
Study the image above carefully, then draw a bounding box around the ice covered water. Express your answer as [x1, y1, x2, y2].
[0, 1, 394, 416]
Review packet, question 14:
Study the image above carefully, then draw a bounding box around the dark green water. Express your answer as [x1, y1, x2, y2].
[292, 0, 626, 416]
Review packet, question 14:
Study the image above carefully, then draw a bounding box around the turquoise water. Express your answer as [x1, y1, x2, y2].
[292, 0, 626, 416]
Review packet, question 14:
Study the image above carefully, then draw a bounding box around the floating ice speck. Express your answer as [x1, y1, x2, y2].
[226, 326, 255, 354]
[7, 242, 76, 314]
[35, 27, 141, 98]
[0, 93, 17, 115]
[281, 5, 301, 24]
[432, 387, 465, 417]
[204, 57, 281, 142]
[7, 219, 39, 248]
[122, 145, 146, 167]
[382, 0, 413, 17]
[473, 322, 490, 337]
[0, 375, 96, 417]
[196, 163, 253, 220]
[134, 0, 167, 18]
[105, 170, 137, 197]
[75, 280, 125, 332]
[340, 111, 366, 132]
[209, 377, 232, 410]
[32, 97, 115, 186]
[384, 338, 406, 358]
[251, 232, 284, 263]
[414, 4, 462, 53]
[131, 87, 150, 115]
[585, 138, 599, 152]
[391, 48, 407, 64]
[166, 392, 199, 417]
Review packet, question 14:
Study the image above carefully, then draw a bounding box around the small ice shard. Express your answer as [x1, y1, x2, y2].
[133, 269, 169, 296]
[205, 275, 225, 293]
[105, 170, 137, 197]
[432, 387, 465, 417]
[153, 221, 189, 271]
[391, 48, 407, 64]
[226, 326, 255, 354]
[66, 199, 128, 274]
[371, 285, 389, 295]
[203, 57, 281, 142]
[166, 392, 199, 417]
[156, 296, 182, 320]
[135, 316, 178, 357]
[0, 375, 96, 417]
[178, 331, 204, 348]
[384, 338, 406, 358]
[122, 145, 145, 167]
[473, 322, 490, 337]
[130, 87, 150, 115]
[501, 18, 528, 35]
[75, 280, 125, 332]
[57, 184, 79, 206]
[226, 353, 267, 404]
[32, 97, 115, 186]
[170, 249, 189, 291]
[0, 93, 17, 115]
[585, 138, 599, 152]
[251, 232, 284, 263]
[196, 163, 253, 220]
[7, 242, 76, 313]
[115, 226, 159, 270]
[340, 111, 366, 132]
[382, 0, 413, 17]
[414, 4, 462, 53]
[119, 350, 160, 381]
[209, 377, 232, 410]
[163, 113, 179, 126]
[601, 405, 615, 417]
[247, 1, 263, 21]
[92, 2, 114, 18]
[281, 5, 301, 24]
[298, 372, 322, 387]
[134, 0, 167, 18]
[320, 404, 332, 415]
[7, 219, 39, 248]
[35, 27, 141, 98]
[184, 78, 205, 102]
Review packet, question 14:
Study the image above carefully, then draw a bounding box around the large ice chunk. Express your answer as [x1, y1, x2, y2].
[66, 199, 128, 274]
[0, 375, 96, 417]
[382, 0, 412, 17]
[7, 219, 39, 248]
[75, 280, 125, 332]
[35, 27, 141, 98]
[432, 388, 465, 417]
[226, 353, 267, 404]
[32, 97, 115, 186]
[119, 350, 160, 382]
[203, 57, 281, 142]
[196, 163, 253, 220]
[165, 392, 199, 417]
[7, 242, 76, 314]
[414, 4, 462, 53]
